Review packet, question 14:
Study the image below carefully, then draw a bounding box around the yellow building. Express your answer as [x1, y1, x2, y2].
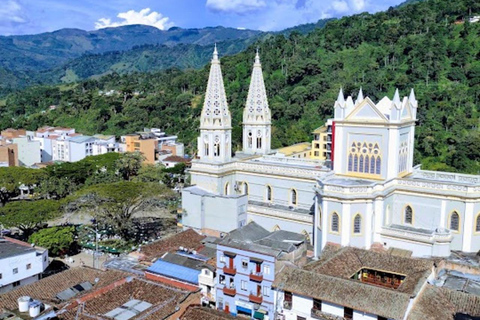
[276, 142, 312, 158]
[311, 119, 333, 161]
[124, 134, 157, 164]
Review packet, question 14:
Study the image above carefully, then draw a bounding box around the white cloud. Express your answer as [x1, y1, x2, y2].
[206, 0, 267, 14]
[0, 0, 27, 25]
[95, 8, 174, 30]
[332, 1, 349, 13]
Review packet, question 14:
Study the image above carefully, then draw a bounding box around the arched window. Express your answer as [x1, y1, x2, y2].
[449, 211, 460, 232]
[348, 141, 382, 175]
[257, 137, 262, 149]
[404, 205, 413, 224]
[476, 214, 480, 232]
[266, 185, 272, 202]
[290, 189, 297, 206]
[359, 155, 364, 173]
[224, 183, 230, 195]
[214, 143, 220, 157]
[348, 154, 353, 171]
[243, 182, 249, 195]
[331, 212, 339, 232]
[364, 155, 369, 173]
[353, 214, 361, 234]
[204, 143, 209, 156]
[354, 155, 359, 172]
[375, 157, 381, 174]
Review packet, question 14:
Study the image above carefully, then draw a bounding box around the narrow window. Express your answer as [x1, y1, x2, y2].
[344, 307, 353, 319]
[450, 211, 459, 231]
[375, 156, 381, 174]
[241, 280, 247, 290]
[13, 268, 18, 274]
[26, 264, 31, 270]
[331, 212, 339, 232]
[214, 143, 220, 157]
[353, 214, 361, 234]
[405, 206, 413, 224]
[224, 183, 229, 195]
[291, 189, 297, 206]
[365, 155, 369, 173]
[257, 137, 262, 149]
[263, 286, 270, 296]
[359, 155, 364, 173]
[313, 299, 322, 311]
[266, 185, 272, 202]
[348, 154, 353, 171]
[354, 155, 359, 172]
[476, 214, 480, 232]
[204, 143, 209, 156]
[370, 155, 375, 173]
[243, 183, 249, 195]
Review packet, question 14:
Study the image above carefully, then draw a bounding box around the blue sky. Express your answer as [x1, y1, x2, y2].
[0, 0, 406, 36]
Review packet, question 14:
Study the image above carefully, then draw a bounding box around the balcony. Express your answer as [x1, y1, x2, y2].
[223, 266, 236, 275]
[311, 308, 323, 319]
[249, 272, 263, 282]
[283, 300, 292, 310]
[249, 293, 263, 304]
[223, 286, 236, 296]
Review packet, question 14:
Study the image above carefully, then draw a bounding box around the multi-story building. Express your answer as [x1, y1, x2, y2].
[311, 119, 333, 162]
[215, 222, 307, 319]
[122, 134, 158, 164]
[181, 47, 480, 259]
[12, 136, 41, 166]
[0, 237, 48, 293]
[0, 142, 18, 167]
[92, 134, 118, 156]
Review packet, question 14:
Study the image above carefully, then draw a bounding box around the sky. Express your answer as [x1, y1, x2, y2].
[0, 0, 406, 36]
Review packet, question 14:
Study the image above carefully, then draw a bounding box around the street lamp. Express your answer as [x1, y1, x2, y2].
[83, 223, 100, 269]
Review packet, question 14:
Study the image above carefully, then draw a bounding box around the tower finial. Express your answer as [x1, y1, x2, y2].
[255, 47, 260, 65]
[213, 43, 218, 61]
[337, 87, 345, 106]
[356, 87, 364, 105]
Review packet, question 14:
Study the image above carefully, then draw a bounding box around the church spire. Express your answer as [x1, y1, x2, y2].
[242, 50, 271, 154]
[197, 46, 232, 163]
[200, 45, 231, 129]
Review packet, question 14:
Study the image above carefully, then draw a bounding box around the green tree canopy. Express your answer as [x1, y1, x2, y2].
[29, 226, 75, 256]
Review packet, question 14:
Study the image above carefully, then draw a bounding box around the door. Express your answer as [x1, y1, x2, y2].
[225, 302, 230, 313]
[229, 257, 233, 269]
[257, 285, 261, 296]
[256, 263, 261, 273]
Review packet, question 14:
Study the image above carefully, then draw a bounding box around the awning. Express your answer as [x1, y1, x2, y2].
[236, 306, 251, 314]
[250, 257, 264, 264]
[224, 251, 237, 257]
[253, 311, 265, 319]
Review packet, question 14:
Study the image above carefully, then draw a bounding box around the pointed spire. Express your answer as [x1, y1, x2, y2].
[243, 51, 271, 124]
[409, 88, 417, 106]
[355, 87, 364, 105]
[213, 43, 218, 61]
[337, 88, 346, 107]
[255, 47, 260, 65]
[200, 44, 231, 129]
[393, 88, 402, 109]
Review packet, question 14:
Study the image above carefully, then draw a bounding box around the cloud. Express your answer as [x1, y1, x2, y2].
[206, 0, 267, 14]
[95, 8, 174, 30]
[332, 1, 349, 13]
[0, 0, 27, 26]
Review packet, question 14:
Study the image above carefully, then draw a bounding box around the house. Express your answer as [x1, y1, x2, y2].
[272, 244, 456, 320]
[162, 155, 191, 168]
[0, 237, 48, 293]
[122, 134, 158, 164]
[215, 222, 307, 319]
[92, 134, 118, 156]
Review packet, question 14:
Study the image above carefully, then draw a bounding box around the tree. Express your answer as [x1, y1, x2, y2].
[36, 176, 78, 199]
[0, 200, 61, 238]
[133, 164, 166, 183]
[0, 167, 47, 205]
[29, 226, 75, 256]
[115, 152, 145, 180]
[74, 181, 174, 239]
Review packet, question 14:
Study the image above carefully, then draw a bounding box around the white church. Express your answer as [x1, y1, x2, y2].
[181, 47, 480, 258]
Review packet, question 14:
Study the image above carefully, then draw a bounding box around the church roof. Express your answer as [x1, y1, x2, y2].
[243, 50, 271, 125]
[200, 45, 231, 130]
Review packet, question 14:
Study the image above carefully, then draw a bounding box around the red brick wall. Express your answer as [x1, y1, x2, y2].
[145, 272, 198, 292]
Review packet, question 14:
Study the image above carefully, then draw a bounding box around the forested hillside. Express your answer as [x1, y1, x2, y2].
[1, 0, 479, 173]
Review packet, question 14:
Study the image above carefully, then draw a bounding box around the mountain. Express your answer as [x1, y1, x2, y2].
[1, 0, 479, 173]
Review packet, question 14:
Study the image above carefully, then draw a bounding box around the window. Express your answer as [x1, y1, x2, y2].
[44, 256, 47, 262]
[243, 183, 249, 195]
[263, 286, 269, 296]
[12, 281, 20, 288]
[344, 307, 353, 319]
[348, 141, 382, 175]
[220, 255, 225, 263]
[476, 214, 480, 232]
[297, 316, 306, 320]
[313, 298, 322, 311]
[13, 268, 18, 274]
[314, 151, 319, 157]
[375, 156, 381, 174]
[331, 212, 339, 232]
[224, 183, 229, 195]
[204, 143, 209, 156]
[266, 185, 272, 202]
[0, 273, 2, 279]
[450, 211, 460, 232]
[241, 280, 247, 291]
[284, 291, 292, 302]
[219, 275, 225, 285]
[353, 214, 361, 234]
[242, 259, 248, 269]
[290, 189, 297, 206]
[204, 270, 210, 276]
[263, 265, 270, 275]
[26, 264, 31, 270]
[404, 206, 413, 224]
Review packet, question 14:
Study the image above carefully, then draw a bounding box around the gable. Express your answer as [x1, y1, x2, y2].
[401, 104, 412, 120]
[346, 100, 388, 122]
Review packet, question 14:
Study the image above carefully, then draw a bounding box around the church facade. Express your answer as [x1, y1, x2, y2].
[181, 48, 480, 258]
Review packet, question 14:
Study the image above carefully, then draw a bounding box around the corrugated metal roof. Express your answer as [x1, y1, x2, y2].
[146, 259, 200, 284]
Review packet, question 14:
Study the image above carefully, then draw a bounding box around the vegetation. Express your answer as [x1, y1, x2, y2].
[29, 226, 75, 256]
[0, 0, 479, 174]
[0, 200, 61, 237]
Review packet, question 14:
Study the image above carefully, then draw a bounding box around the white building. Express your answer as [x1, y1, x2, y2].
[0, 237, 48, 293]
[92, 134, 118, 156]
[181, 47, 480, 259]
[11, 136, 41, 167]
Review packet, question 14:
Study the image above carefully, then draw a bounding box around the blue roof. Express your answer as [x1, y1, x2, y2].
[146, 259, 200, 284]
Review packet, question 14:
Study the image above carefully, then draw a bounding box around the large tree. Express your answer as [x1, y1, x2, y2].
[0, 200, 61, 238]
[74, 181, 174, 239]
[0, 167, 47, 205]
[29, 226, 75, 256]
[115, 152, 145, 180]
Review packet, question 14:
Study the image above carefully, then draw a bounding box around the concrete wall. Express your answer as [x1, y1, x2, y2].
[12, 137, 41, 166]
